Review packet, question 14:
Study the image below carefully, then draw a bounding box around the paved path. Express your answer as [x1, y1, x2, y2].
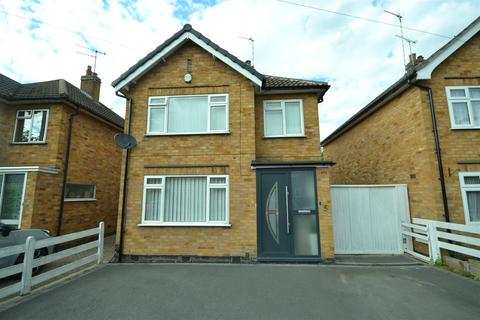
[0, 263, 479, 320]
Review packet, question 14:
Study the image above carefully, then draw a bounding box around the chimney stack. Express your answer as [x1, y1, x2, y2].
[80, 65, 101, 102]
[405, 53, 424, 72]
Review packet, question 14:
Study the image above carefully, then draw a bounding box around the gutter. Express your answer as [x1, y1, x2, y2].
[115, 91, 132, 263]
[56, 105, 80, 235]
[407, 79, 450, 223]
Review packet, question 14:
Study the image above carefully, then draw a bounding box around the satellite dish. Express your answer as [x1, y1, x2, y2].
[114, 133, 137, 150]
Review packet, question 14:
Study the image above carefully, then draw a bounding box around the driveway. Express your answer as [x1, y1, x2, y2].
[0, 263, 479, 320]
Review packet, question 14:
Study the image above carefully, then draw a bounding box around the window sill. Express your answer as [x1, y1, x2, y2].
[263, 135, 307, 139]
[137, 222, 231, 227]
[64, 198, 97, 202]
[450, 127, 480, 131]
[145, 132, 230, 137]
[11, 142, 47, 145]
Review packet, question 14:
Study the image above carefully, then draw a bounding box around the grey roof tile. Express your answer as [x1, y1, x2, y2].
[0, 74, 124, 129]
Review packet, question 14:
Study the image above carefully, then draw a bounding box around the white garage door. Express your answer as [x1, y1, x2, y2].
[331, 185, 410, 254]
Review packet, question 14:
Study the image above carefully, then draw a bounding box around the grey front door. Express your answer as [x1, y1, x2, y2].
[257, 169, 320, 259]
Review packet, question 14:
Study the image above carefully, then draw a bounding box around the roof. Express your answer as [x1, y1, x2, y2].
[0, 74, 124, 129]
[322, 16, 480, 146]
[112, 24, 329, 99]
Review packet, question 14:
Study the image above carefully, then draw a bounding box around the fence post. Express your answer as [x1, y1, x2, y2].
[20, 236, 36, 295]
[97, 222, 104, 264]
[428, 221, 441, 263]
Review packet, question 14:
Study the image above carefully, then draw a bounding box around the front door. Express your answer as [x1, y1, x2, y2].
[257, 169, 320, 259]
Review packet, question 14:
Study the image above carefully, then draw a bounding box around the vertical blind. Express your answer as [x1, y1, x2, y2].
[143, 176, 228, 224]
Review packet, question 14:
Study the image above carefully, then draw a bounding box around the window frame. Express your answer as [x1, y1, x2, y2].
[12, 109, 49, 144]
[445, 86, 480, 129]
[0, 172, 27, 227]
[64, 183, 97, 202]
[459, 172, 480, 225]
[263, 99, 305, 138]
[146, 94, 229, 135]
[140, 175, 230, 226]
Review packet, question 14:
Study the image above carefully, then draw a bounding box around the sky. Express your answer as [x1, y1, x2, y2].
[1, 0, 479, 139]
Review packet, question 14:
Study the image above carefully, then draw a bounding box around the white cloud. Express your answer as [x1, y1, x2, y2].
[1, 0, 479, 140]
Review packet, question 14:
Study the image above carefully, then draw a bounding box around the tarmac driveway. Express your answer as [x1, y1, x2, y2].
[0, 263, 479, 320]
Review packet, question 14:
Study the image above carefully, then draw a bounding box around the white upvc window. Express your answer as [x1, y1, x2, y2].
[141, 175, 229, 226]
[263, 99, 304, 137]
[13, 109, 49, 143]
[459, 172, 480, 225]
[446, 86, 480, 129]
[147, 94, 229, 135]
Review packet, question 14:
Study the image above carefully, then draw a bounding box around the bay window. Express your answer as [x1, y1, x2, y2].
[264, 99, 304, 137]
[147, 94, 228, 134]
[0, 173, 26, 226]
[460, 172, 480, 224]
[446, 86, 480, 129]
[141, 175, 229, 226]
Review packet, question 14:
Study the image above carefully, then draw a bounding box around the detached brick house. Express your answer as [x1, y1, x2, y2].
[112, 24, 335, 262]
[0, 67, 123, 235]
[323, 17, 480, 226]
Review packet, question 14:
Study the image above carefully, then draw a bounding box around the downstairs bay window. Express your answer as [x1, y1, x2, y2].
[141, 175, 229, 226]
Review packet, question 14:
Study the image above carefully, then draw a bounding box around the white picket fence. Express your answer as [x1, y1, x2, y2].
[402, 218, 480, 263]
[0, 222, 104, 300]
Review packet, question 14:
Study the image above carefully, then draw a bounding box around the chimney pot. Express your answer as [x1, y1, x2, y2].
[80, 65, 101, 102]
[409, 53, 417, 64]
[245, 60, 251, 66]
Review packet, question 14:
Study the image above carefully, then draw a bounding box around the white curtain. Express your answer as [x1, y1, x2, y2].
[452, 102, 470, 125]
[265, 109, 283, 136]
[164, 177, 206, 222]
[209, 188, 226, 221]
[467, 191, 480, 222]
[149, 108, 165, 132]
[210, 106, 226, 131]
[285, 101, 302, 135]
[145, 189, 162, 221]
[167, 96, 208, 133]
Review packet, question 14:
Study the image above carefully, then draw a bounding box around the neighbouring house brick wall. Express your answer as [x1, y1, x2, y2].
[119, 41, 258, 258]
[255, 93, 323, 161]
[419, 32, 480, 224]
[0, 100, 121, 235]
[61, 108, 122, 235]
[0, 103, 66, 168]
[324, 86, 445, 221]
[324, 32, 480, 225]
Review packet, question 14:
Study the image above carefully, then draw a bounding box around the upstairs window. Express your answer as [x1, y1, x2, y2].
[264, 100, 304, 137]
[147, 94, 228, 135]
[446, 86, 480, 129]
[460, 173, 480, 224]
[13, 109, 48, 143]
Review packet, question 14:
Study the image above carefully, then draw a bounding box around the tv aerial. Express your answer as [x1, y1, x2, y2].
[76, 44, 106, 72]
[114, 133, 137, 150]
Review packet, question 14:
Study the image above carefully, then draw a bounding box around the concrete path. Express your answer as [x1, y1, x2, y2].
[335, 254, 422, 266]
[0, 263, 479, 320]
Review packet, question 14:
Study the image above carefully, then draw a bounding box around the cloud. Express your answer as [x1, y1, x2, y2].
[1, 0, 479, 140]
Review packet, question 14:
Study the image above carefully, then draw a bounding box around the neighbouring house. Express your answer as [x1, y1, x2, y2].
[112, 24, 334, 262]
[0, 67, 124, 236]
[322, 17, 480, 227]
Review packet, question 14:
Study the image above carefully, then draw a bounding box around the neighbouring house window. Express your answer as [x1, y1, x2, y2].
[263, 99, 304, 137]
[13, 109, 49, 143]
[142, 175, 229, 225]
[64, 184, 96, 201]
[446, 86, 480, 129]
[147, 94, 228, 134]
[0, 173, 26, 226]
[459, 172, 480, 224]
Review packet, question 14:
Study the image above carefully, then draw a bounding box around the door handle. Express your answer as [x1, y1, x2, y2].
[285, 186, 290, 234]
